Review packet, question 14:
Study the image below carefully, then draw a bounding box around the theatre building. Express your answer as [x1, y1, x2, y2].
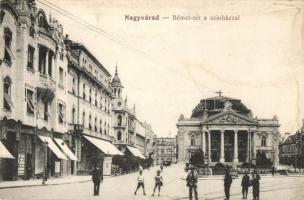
[177, 94, 280, 167]
[0, 1, 77, 180]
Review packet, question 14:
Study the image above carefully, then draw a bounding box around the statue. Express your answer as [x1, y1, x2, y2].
[224, 101, 232, 111]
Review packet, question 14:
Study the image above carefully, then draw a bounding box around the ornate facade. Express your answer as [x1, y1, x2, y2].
[177, 94, 280, 167]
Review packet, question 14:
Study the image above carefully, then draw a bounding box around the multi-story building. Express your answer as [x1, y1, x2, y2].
[135, 120, 145, 155]
[155, 137, 177, 165]
[111, 68, 145, 159]
[0, 0, 75, 180]
[279, 122, 304, 169]
[141, 121, 156, 159]
[65, 37, 122, 174]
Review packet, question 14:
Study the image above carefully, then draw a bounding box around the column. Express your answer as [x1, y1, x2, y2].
[208, 131, 211, 163]
[233, 130, 239, 163]
[220, 130, 225, 163]
[246, 130, 250, 162]
[202, 131, 206, 153]
[45, 49, 49, 76]
[252, 131, 256, 159]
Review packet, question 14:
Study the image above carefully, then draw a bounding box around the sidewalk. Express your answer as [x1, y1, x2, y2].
[0, 175, 91, 189]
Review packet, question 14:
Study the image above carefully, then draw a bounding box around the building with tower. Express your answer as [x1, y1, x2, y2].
[111, 67, 145, 159]
[176, 92, 280, 168]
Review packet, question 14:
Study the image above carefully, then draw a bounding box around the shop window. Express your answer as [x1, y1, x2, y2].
[3, 28, 13, 63]
[27, 45, 35, 70]
[3, 76, 13, 111]
[261, 135, 267, 147]
[58, 103, 65, 124]
[26, 89, 35, 115]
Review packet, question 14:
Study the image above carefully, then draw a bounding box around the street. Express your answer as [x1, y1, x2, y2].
[0, 164, 304, 200]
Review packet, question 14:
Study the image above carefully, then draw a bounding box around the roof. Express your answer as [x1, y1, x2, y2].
[65, 39, 111, 77]
[191, 95, 251, 118]
[111, 66, 123, 87]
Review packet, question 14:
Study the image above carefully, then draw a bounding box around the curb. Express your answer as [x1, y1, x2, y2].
[0, 179, 91, 190]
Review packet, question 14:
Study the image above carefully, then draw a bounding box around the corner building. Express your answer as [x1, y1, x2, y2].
[177, 95, 280, 167]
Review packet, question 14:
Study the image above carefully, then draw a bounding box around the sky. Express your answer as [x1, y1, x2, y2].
[36, 0, 304, 137]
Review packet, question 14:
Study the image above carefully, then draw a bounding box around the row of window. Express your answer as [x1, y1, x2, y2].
[81, 57, 108, 87]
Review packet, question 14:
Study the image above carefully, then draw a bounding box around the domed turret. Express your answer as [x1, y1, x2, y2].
[111, 65, 123, 99]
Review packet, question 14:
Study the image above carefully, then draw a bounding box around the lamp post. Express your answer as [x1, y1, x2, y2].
[42, 141, 48, 185]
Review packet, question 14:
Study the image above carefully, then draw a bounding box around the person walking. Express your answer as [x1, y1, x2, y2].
[252, 170, 261, 200]
[224, 169, 233, 200]
[152, 169, 163, 196]
[271, 166, 275, 176]
[92, 166, 103, 196]
[186, 165, 198, 200]
[134, 170, 146, 195]
[241, 171, 250, 199]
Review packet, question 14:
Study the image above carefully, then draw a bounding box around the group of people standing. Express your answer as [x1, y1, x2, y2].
[185, 164, 261, 200]
[223, 169, 261, 200]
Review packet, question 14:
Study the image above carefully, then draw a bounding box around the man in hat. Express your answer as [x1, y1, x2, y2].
[252, 169, 260, 200]
[241, 171, 250, 199]
[224, 169, 233, 200]
[92, 165, 103, 196]
[186, 165, 199, 200]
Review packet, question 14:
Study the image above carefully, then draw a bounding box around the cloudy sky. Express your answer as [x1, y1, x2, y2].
[37, 0, 304, 137]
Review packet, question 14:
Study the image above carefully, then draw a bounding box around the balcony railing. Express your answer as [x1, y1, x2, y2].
[39, 74, 56, 90]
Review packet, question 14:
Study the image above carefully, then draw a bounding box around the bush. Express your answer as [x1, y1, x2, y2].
[190, 149, 205, 167]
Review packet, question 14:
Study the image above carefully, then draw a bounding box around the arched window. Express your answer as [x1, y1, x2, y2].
[95, 92, 98, 106]
[3, 76, 12, 111]
[89, 88, 92, 103]
[118, 115, 122, 126]
[114, 88, 117, 96]
[261, 135, 267, 147]
[190, 135, 195, 146]
[104, 122, 107, 135]
[82, 111, 85, 126]
[88, 114, 92, 130]
[71, 107, 76, 124]
[117, 131, 122, 140]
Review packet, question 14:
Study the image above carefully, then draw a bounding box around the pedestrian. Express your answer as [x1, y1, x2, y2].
[241, 171, 250, 199]
[152, 169, 163, 196]
[92, 165, 103, 196]
[186, 165, 198, 200]
[134, 170, 146, 195]
[271, 166, 275, 176]
[252, 169, 261, 200]
[224, 169, 233, 200]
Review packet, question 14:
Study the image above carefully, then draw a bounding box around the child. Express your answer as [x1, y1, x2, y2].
[134, 170, 146, 195]
[152, 169, 163, 196]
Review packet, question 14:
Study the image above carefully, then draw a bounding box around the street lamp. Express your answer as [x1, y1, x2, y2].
[42, 141, 48, 185]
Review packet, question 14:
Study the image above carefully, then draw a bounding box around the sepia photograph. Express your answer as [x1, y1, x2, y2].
[0, 0, 304, 199]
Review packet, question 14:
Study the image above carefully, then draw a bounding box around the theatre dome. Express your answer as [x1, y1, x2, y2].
[191, 95, 252, 118]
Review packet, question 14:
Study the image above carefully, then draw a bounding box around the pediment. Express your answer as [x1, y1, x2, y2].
[204, 111, 257, 125]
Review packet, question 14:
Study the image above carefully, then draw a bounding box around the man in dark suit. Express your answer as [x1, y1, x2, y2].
[224, 169, 233, 200]
[92, 166, 103, 196]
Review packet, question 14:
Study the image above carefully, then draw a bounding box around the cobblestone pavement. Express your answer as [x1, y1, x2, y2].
[0, 164, 303, 200]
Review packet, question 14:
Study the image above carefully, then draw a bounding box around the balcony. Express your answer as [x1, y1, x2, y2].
[114, 123, 126, 128]
[114, 139, 125, 145]
[39, 74, 56, 90]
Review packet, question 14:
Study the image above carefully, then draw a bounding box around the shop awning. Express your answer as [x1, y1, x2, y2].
[54, 138, 78, 161]
[83, 135, 123, 156]
[38, 136, 67, 160]
[0, 141, 14, 159]
[126, 146, 145, 159]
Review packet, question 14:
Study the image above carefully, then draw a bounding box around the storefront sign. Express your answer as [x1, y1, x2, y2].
[103, 157, 112, 176]
[18, 153, 25, 175]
